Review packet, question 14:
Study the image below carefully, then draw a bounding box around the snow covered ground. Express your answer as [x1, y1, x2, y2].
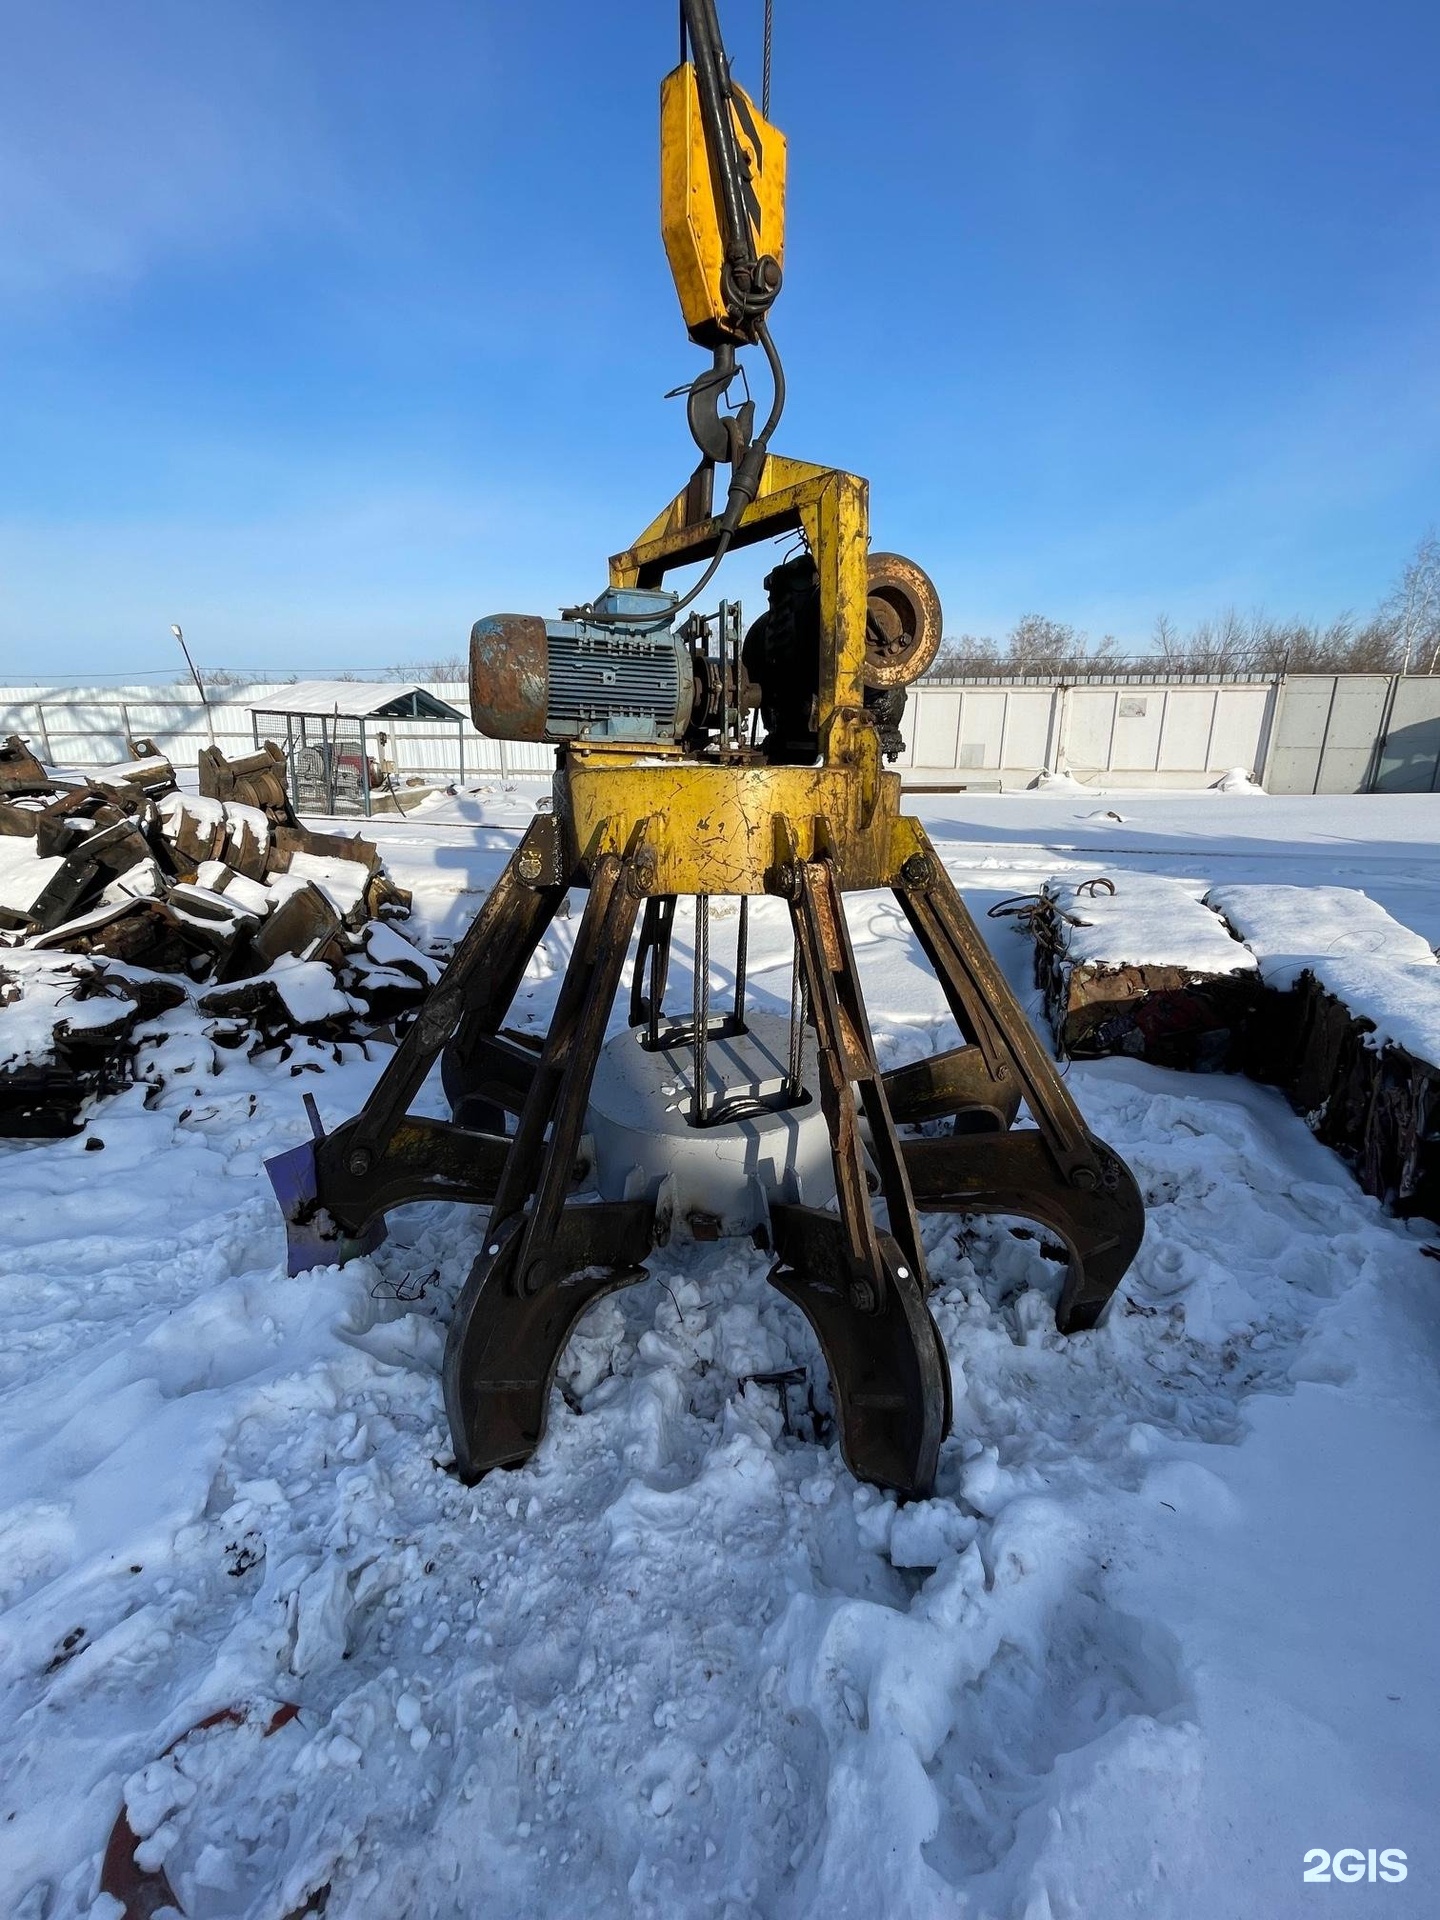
[3, 783, 1438, 1920]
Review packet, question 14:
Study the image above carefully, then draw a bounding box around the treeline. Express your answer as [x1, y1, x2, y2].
[929, 532, 1440, 680]
[183, 535, 1440, 690]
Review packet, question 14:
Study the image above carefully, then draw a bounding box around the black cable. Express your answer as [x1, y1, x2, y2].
[752, 315, 785, 444]
[596, 9, 786, 634]
[588, 317, 785, 631]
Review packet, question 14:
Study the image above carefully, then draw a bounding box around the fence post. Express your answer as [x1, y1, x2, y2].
[30, 701, 54, 762]
[1363, 676, 1400, 794]
[1054, 682, 1072, 773]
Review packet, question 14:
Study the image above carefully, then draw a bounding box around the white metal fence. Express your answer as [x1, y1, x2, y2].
[0, 683, 553, 785]
[3, 673, 1438, 794]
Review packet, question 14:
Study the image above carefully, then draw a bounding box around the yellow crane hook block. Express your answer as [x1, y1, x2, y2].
[661, 62, 787, 346]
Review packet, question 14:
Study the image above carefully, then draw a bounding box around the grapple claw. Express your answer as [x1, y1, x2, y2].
[443, 1201, 655, 1479]
[768, 1203, 951, 1498]
[903, 1130, 1146, 1332]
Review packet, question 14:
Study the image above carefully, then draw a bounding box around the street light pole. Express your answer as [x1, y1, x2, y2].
[171, 623, 217, 749]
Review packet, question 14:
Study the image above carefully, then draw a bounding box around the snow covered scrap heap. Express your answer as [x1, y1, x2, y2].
[1026, 867, 1440, 1225]
[0, 734, 438, 1135]
[1207, 882, 1440, 1222]
[1031, 873, 1260, 1070]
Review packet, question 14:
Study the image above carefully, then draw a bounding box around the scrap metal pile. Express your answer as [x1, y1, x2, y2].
[1024, 872, 1440, 1225]
[1025, 872, 1261, 1070]
[0, 733, 436, 1136]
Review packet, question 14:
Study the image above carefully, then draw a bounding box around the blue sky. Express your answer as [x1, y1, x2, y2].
[2, 0, 1438, 679]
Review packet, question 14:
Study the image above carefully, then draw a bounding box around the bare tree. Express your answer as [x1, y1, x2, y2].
[177, 666, 262, 690]
[930, 632, 1004, 677]
[1383, 531, 1440, 672]
[1343, 615, 1408, 673]
[1150, 612, 1183, 665]
[920, 540, 1437, 680]
[389, 655, 470, 681]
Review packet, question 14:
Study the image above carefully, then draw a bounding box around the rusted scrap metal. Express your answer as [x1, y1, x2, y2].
[1046, 960, 1260, 1070]
[32, 784, 139, 857]
[89, 742, 178, 797]
[0, 800, 39, 838]
[27, 818, 155, 932]
[271, 822, 377, 869]
[1281, 969, 1440, 1224]
[99, 1698, 307, 1920]
[251, 882, 345, 967]
[1022, 877, 1260, 1072]
[0, 745, 427, 1131]
[199, 739, 299, 827]
[155, 792, 230, 871]
[0, 734, 50, 797]
[32, 895, 237, 975]
[268, 827, 412, 920]
[0, 956, 179, 1135]
[1020, 869, 1440, 1231]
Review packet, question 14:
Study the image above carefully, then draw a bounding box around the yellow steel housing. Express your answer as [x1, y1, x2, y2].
[660, 62, 787, 346]
[554, 455, 925, 897]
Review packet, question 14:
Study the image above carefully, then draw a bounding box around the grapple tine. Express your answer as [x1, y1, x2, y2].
[264, 1139, 386, 1277]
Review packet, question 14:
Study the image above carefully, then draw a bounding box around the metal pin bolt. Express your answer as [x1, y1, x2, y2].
[1071, 1165, 1099, 1190]
[347, 1148, 372, 1176]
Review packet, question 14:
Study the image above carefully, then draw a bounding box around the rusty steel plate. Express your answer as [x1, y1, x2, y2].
[863, 551, 943, 690]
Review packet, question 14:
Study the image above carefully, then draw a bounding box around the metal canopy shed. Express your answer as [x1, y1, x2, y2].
[246, 681, 467, 818]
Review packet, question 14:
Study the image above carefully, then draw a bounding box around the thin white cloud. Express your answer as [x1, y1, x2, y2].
[0, 470, 651, 671]
[0, 2, 343, 304]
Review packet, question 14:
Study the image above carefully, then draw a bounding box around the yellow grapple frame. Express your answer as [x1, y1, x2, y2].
[265, 3, 1145, 1502]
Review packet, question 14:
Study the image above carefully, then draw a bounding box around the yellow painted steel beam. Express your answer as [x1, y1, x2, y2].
[557, 761, 917, 896]
[608, 454, 871, 732]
